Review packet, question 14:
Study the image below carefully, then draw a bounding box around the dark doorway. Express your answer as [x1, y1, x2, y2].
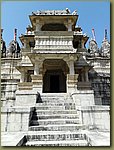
[50, 75, 59, 92]
[43, 70, 66, 93]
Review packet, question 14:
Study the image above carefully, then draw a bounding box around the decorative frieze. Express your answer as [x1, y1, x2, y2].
[34, 36, 73, 50]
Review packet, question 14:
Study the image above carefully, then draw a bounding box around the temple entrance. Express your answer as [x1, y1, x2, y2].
[43, 69, 66, 93]
[43, 59, 69, 93]
[50, 75, 60, 92]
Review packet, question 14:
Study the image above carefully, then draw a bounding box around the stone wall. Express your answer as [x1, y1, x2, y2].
[15, 90, 36, 106]
[71, 90, 95, 106]
[81, 106, 110, 130]
[1, 79, 19, 107]
[1, 107, 30, 132]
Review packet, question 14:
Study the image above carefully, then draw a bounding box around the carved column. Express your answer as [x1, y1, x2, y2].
[20, 71, 25, 82]
[34, 62, 39, 75]
[24, 39, 27, 49]
[31, 60, 43, 93]
[36, 20, 42, 32]
[69, 60, 74, 75]
[65, 55, 79, 93]
[31, 74, 43, 93]
[67, 19, 73, 31]
[81, 39, 85, 49]
[81, 73, 85, 82]
[67, 74, 79, 93]
[85, 69, 89, 82]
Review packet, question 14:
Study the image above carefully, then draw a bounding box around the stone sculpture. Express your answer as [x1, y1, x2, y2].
[36, 92, 42, 103]
[7, 40, 21, 58]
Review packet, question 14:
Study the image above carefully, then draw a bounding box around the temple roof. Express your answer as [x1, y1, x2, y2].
[31, 8, 77, 16]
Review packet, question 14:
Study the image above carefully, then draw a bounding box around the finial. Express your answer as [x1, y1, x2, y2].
[66, 8, 70, 14]
[1, 29, 3, 39]
[104, 29, 108, 40]
[92, 28, 96, 41]
[14, 28, 17, 41]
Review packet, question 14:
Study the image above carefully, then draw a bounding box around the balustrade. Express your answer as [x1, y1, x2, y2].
[35, 37, 73, 49]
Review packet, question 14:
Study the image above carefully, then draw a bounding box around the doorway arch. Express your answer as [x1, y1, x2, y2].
[43, 69, 66, 93]
[43, 59, 69, 93]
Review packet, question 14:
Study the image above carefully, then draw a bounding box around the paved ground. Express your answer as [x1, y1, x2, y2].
[1, 132, 26, 146]
[86, 130, 110, 146]
[1, 130, 110, 146]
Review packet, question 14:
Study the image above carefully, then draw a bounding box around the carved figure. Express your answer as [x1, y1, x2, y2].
[72, 10, 77, 15]
[7, 40, 21, 58]
[36, 92, 42, 103]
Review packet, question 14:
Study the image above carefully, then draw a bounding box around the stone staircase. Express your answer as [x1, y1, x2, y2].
[25, 93, 90, 146]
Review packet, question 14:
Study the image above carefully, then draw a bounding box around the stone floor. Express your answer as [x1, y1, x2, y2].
[85, 130, 110, 146]
[1, 132, 26, 146]
[1, 129, 110, 146]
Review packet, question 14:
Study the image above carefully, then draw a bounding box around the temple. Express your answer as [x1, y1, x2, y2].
[1, 8, 110, 146]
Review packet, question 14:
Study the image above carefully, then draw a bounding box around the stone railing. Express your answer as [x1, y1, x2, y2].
[77, 82, 92, 89]
[35, 31, 74, 36]
[18, 82, 33, 90]
[34, 36, 73, 50]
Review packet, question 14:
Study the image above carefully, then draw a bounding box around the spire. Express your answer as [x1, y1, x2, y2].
[1, 29, 6, 58]
[1, 29, 3, 40]
[104, 29, 108, 40]
[92, 28, 96, 41]
[14, 28, 17, 41]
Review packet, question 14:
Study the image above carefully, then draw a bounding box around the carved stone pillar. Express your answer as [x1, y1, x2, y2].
[34, 36, 39, 49]
[36, 20, 42, 32]
[31, 74, 43, 93]
[67, 19, 73, 31]
[67, 74, 79, 93]
[81, 39, 85, 48]
[81, 73, 85, 82]
[34, 60, 43, 75]
[66, 55, 75, 75]
[24, 39, 27, 49]
[69, 60, 74, 75]
[20, 71, 25, 82]
[34, 62, 39, 75]
[85, 69, 89, 82]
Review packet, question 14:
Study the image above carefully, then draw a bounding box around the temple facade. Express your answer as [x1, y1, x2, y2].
[1, 8, 110, 146]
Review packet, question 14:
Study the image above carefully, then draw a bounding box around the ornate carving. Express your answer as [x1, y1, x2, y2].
[32, 8, 71, 16]
[89, 39, 98, 54]
[100, 39, 110, 56]
[7, 40, 21, 58]
[72, 10, 78, 15]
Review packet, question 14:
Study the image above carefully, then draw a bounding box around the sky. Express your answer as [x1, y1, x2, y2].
[1, 1, 110, 48]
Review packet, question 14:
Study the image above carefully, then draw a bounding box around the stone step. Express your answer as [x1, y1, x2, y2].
[35, 102, 76, 107]
[41, 98, 73, 103]
[26, 132, 86, 141]
[34, 106, 65, 110]
[34, 105, 76, 110]
[40, 94, 72, 103]
[35, 113, 79, 120]
[41, 97, 64, 100]
[41, 93, 67, 98]
[30, 118, 80, 126]
[34, 110, 77, 115]
[29, 124, 84, 131]
[24, 132, 89, 146]
[25, 139, 89, 146]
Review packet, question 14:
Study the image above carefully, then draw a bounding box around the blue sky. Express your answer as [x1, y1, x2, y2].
[1, 1, 110, 48]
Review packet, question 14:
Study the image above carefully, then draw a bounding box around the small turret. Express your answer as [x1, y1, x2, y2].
[88, 29, 99, 56]
[100, 29, 110, 57]
[7, 29, 21, 58]
[1, 29, 6, 58]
